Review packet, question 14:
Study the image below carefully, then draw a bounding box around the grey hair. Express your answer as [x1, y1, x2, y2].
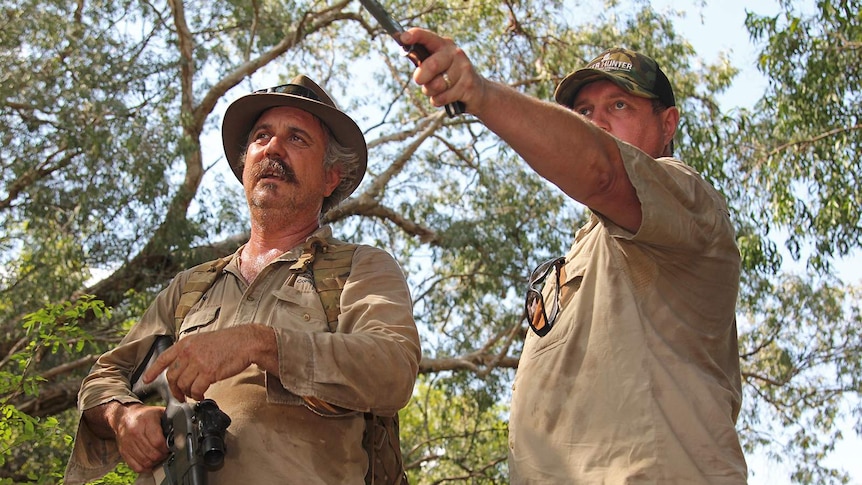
[321, 127, 361, 213]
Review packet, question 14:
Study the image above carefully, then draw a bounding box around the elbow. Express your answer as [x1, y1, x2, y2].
[373, 349, 420, 414]
[581, 159, 643, 232]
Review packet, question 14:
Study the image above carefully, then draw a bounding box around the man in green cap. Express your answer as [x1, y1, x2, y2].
[64, 75, 421, 484]
[402, 28, 747, 483]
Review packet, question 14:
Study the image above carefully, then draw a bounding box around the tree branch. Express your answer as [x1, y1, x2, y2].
[419, 353, 519, 374]
[766, 123, 862, 160]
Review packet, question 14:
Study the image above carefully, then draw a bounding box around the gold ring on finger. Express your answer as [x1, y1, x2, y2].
[442, 72, 452, 90]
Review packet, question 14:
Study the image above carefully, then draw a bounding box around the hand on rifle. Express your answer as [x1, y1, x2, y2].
[142, 325, 277, 401]
[94, 401, 169, 473]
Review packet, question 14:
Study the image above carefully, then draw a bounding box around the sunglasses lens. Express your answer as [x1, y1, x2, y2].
[530, 260, 555, 285]
[524, 290, 548, 336]
[524, 257, 564, 337]
[254, 84, 321, 102]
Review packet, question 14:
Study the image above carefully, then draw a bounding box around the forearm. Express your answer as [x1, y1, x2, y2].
[82, 400, 127, 440]
[474, 80, 621, 196]
[271, 247, 421, 413]
[245, 323, 279, 374]
[403, 27, 639, 228]
[274, 328, 419, 412]
[471, 79, 641, 231]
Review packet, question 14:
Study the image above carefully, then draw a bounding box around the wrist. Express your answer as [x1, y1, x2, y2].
[84, 400, 137, 439]
[245, 324, 278, 370]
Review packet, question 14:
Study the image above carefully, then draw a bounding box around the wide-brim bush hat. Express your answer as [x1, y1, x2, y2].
[222, 74, 367, 210]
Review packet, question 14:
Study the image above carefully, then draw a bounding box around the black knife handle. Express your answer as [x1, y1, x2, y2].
[404, 43, 466, 117]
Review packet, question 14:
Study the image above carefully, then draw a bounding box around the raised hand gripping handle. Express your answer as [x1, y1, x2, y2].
[358, 0, 465, 117]
[402, 43, 466, 117]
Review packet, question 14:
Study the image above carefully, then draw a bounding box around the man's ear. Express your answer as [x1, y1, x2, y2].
[323, 164, 342, 197]
[661, 106, 680, 149]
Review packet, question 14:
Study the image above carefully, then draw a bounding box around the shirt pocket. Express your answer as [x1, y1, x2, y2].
[559, 258, 585, 309]
[267, 285, 329, 333]
[526, 259, 586, 358]
[178, 305, 220, 336]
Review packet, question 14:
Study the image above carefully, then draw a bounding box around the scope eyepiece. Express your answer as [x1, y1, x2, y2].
[195, 399, 232, 469]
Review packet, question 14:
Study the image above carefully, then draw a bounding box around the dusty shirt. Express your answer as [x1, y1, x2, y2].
[64, 227, 421, 485]
[508, 140, 748, 484]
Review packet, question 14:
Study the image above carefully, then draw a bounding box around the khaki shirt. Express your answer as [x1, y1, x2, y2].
[65, 227, 421, 485]
[508, 141, 748, 484]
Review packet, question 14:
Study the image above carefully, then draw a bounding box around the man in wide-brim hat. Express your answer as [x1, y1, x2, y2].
[65, 75, 420, 485]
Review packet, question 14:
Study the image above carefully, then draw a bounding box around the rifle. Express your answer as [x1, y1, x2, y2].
[130, 335, 232, 485]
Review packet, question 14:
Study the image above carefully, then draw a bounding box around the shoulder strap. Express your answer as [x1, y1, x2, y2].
[291, 239, 408, 484]
[174, 256, 230, 331]
[312, 242, 357, 330]
[289, 236, 357, 331]
[175, 238, 356, 333]
[364, 414, 408, 485]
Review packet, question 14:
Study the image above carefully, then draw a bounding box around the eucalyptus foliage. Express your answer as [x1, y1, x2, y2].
[730, 1, 862, 482]
[1, 0, 859, 483]
[0, 297, 108, 483]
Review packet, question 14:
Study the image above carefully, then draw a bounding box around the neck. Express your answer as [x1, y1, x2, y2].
[240, 216, 321, 283]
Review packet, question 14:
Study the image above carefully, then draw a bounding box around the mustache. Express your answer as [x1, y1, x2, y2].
[253, 157, 298, 184]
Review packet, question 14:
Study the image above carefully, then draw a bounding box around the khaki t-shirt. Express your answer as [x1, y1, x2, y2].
[508, 141, 748, 484]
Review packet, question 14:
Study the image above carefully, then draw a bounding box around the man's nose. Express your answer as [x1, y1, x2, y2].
[589, 112, 611, 132]
[264, 136, 285, 159]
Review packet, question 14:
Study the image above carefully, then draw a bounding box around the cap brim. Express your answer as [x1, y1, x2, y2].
[554, 69, 657, 107]
[221, 93, 368, 195]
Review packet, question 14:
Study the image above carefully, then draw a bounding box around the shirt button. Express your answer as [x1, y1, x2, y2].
[246, 295, 255, 302]
[303, 314, 311, 321]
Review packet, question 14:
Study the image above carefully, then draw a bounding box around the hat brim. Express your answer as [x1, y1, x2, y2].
[221, 92, 368, 197]
[554, 69, 658, 108]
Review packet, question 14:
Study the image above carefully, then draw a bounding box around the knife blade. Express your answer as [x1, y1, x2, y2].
[358, 0, 465, 117]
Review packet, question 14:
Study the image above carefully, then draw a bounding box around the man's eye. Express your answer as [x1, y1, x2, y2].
[577, 108, 592, 116]
[614, 101, 626, 109]
[286, 134, 310, 146]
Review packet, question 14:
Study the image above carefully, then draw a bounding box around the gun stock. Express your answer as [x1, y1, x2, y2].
[131, 335, 230, 485]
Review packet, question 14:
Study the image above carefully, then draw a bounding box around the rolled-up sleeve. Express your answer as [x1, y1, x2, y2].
[65, 274, 188, 485]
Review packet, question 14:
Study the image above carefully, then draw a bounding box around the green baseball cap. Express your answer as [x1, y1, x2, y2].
[554, 48, 676, 108]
